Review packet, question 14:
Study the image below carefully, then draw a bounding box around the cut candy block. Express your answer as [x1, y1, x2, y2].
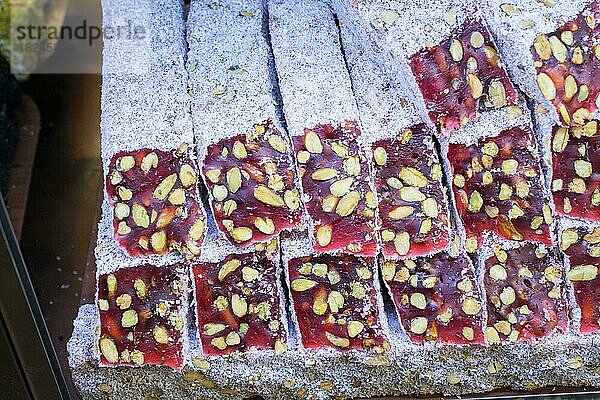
[372, 124, 451, 258]
[269, 0, 377, 255]
[293, 122, 377, 255]
[287, 251, 389, 351]
[531, 2, 600, 127]
[202, 121, 303, 246]
[105, 146, 206, 257]
[187, 0, 302, 247]
[448, 126, 553, 251]
[550, 121, 600, 221]
[483, 242, 569, 343]
[409, 18, 517, 133]
[381, 253, 485, 345]
[192, 238, 287, 355]
[560, 224, 600, 333]
[97, 264, 187, 370]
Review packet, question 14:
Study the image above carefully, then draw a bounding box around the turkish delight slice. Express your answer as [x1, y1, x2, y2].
[187, 0, 303, 247]
[269, 0, 377, 255]
[283, 233, 389, 351]
[381, 253, 485, 344]
[448, 126, 553, 251]
[551, 121, 600, 221]
[97, 264, 187, 370]
[105, 146, 206, 257]
[293, 122, 377, 255]
[560, 224, 600, 333]
[202, 122, 302, 246]
[409, 18, 517, 133]
[483, 242, 569, 344]
[372, 125, 451, 258]
[531, 2, 600, 127]
[192, 238, 287, 356]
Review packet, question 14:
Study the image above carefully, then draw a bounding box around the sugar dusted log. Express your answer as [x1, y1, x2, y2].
[187, 0, 302, 247]
[482, 0, 599, 127]
[481, 241, 569, 344]
[97, 264, 188, 370]
[409, 18, 517, 133]
[99, 0, 206, 261]
[336, 10, 452, 259]
[282, 232, 390, 352]
[448, 125, 554, 252]
[269, 0, 377, 255]
[550, 121, 600, 221]
[372, 126, 451, 258]
[381, 252, 485, 344]
[560, 221, 600, 333]
[192, 236, 288, 356]
[105, 146, 205, 257]
[333, 0, 517, 136]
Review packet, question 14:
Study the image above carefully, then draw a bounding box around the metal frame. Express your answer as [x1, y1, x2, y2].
[0, 195, 69, 399]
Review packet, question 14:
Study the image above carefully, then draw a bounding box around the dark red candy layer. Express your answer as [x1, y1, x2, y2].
[288, 253, 389, 351]
[551, 122, 600, 221]
[410, 18, 517, 133]
[97, 264, 187, 369]
[106, 145, 206, 257]
[381, 253, 485, 344]
[448, 126, 553, 252]
[292, 121, 377, 255]
[372, 124, 450, 258]
[193, 240, 287, 355]
[531, 2, 600, 126]
[561, 226, 600, 333]
[483, 243, 568, 343]
[202, 121, 302, 247]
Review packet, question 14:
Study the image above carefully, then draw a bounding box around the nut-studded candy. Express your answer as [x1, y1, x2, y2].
[97, 264, 187, 369]
[409, 19, 517, 134]
[531, 2, 600, 126]
[192, 240, 287, 355]
[106, 146, 206, 257]
[293, 122, 377, 255]
[483, 243, 568, 343]
[202, 121, 303, 246]
[381, 253, 485, 344]
[372, 125, 451, 258]
[448, 127, 553, 251]
[287, 253, 389, 351]
[560, 225, 600, 333]
[551, 122, 599, 221]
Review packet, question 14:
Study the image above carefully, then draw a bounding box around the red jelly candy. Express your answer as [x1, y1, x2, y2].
[97, 264, 187, 369]
[192, 241, 287, 355]
[381, 253, 485, 344]
[561, 226, 600, 333]
[483, 243, 568, 343]
[202, 121, 302, 246]
[448, 126, 553, 251]
[551, 122, 600, 221]
[372, 124, 451, 258]
[410, 19, 517, 133]
[292, 121, 377, 255]
[531, 2, 600, 126]
[287, 253, 389, 351]
[106, 145, 206, 257]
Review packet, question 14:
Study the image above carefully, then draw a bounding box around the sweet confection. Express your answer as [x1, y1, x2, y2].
[106, 146, 205, 257]
[481, 242, 569, 343]
[560, 222, 600, 333]
[97, 264, 188, 369]
[381, 253, 485, 344]
[187, 0, 303, 247]
[69, 0, 600, 399]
